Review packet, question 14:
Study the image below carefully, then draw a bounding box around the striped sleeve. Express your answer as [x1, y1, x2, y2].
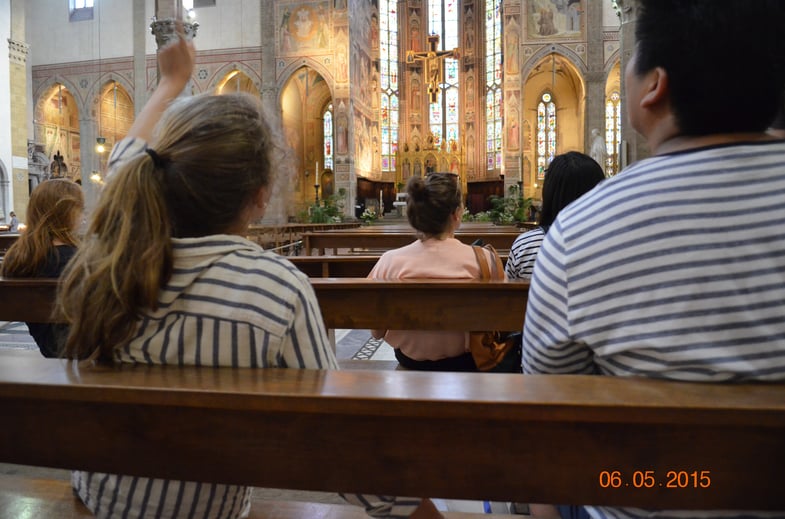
[522, 222, 595, 374]
[505, 227, 545, 280]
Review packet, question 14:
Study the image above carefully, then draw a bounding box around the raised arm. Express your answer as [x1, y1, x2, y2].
[126, 22, 195, 143]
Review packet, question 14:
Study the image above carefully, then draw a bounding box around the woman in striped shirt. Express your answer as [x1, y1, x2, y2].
[505, 152, 605, 280]
[57, 24, 437, 519]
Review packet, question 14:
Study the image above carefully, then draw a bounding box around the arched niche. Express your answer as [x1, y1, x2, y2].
[521, 53, 585, 195]
[280, 66, 333, 216]
[215, 69, 261, 97]
[97, 81, 134, 155]
[33, 83, 81, 183]
[93, 81, 134, 176]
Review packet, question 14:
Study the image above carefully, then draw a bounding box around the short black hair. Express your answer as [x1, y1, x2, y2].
[634, 0, 785, 135]
[539, 152, 605, 232]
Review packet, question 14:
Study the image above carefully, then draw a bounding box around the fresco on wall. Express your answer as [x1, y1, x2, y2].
[525, 0, 584, 41]
[278, 2, 330, 54]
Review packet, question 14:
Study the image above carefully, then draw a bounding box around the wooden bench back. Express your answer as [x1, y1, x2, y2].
[1, 349, 784, 510]
[289, 254, 509, 277]
[0, 277, 529, 331]
[301, 230, 520, 255]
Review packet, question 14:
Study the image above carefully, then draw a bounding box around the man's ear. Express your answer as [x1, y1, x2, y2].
[640, 66, 669, 108]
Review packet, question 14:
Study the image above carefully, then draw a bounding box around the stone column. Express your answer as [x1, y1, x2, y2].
[79, 117, 100, 212]
[503, 0, 522, 196]
[150, 0, 198, 90]
[616, 0, 649, 166]
[258, 0, 287, 224]
[9, 0, 29, 220]
[133, 0, 149, 116]
[584, 0, 605, 169]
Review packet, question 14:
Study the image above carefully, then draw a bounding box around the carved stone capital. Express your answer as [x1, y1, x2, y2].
[149, 18, 199, 49]
[615, 0, 639, 24]
[8, 39, 29, 65]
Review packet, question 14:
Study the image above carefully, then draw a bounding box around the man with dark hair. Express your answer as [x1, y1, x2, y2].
[522, 1, 785, 517]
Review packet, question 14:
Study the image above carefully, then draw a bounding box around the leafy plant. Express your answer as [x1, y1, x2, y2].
[298, 188, 347, 224]
[462, 185, 532, 224]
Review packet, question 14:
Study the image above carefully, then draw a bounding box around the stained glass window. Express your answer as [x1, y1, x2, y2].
[428, 0, 459, 149]
[485, 0, 502, 171]
[536, 92, 556, 180]
[323, 103, 334, 170]
[380, 0, 399, 172]
[605, 91, 621, 176]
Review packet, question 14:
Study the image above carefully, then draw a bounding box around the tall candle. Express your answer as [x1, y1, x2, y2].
[315, 161, 319, 179]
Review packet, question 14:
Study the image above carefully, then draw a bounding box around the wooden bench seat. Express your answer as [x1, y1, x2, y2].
[1, 349, 784, 511]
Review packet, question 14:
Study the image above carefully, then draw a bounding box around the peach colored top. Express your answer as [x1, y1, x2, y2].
[368, 237, 491, 361]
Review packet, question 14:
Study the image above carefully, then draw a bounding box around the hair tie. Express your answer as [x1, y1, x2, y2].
[145, 147, 166, 169]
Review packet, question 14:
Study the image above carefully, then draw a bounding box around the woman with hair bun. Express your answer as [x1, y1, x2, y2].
[369, 172, 495, 372]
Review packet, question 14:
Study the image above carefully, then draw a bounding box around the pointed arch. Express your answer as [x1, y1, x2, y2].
[209, 62, 262, 95]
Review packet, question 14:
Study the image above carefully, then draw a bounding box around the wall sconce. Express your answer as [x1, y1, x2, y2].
[95, 137, 107, 154]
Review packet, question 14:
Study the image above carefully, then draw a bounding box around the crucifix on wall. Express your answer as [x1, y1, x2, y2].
[406, 34, 460, 103]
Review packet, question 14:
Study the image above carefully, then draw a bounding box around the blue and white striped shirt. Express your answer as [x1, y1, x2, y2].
[523, 140, 785, 518]
[505, 226, 545, 280]
[75, 138, 420, 518]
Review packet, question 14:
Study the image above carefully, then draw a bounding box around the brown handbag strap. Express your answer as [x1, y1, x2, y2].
[485, 244, 505, 280]
[472, 245, 491, 280]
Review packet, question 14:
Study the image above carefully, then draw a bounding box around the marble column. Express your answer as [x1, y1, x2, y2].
[584, 0, 605, 169]
[9, 0, 30, 219]
[258, 0, 287, 224]
[150, 0, 198, 92]
[133, 0, 149, 116]
[616, 0, 649, 166]
[79, 117, 100, 213]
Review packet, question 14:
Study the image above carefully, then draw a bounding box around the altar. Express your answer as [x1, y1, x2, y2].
[396, 134, 467, 195]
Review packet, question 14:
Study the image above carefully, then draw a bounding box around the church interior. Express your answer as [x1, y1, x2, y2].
[0, 0, 631, 227]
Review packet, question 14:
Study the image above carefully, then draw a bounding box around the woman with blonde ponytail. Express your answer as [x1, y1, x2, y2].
[57, 24, 438, 519]
[1, 178, 83, 357]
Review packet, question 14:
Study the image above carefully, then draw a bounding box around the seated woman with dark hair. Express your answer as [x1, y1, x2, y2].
[506, 151, 606, 280]
[368, 172, 496, 372]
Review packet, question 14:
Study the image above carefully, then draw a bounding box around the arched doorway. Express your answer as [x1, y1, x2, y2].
[280, 66, 332, 218]
[522, 54, 585, 198]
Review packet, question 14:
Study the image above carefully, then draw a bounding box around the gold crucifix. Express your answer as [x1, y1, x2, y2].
[406, 34, 460, 103]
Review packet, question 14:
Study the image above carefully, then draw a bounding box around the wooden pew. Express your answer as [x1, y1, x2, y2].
[0, 277, 529, 331]
[301, 230, 520, 255]
[0, 233, 19, 256]
[288, 253, 508, 277]
[1, 349, 784, 512]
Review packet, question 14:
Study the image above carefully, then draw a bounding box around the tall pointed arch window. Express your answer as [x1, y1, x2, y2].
[536, 92, 556, 179]
[485, 0, 502, 170]
[428, 0, 459, 148]
[605, 91, 621, 176]
[380, 0, 399, 172]
[323, 103, 334, 170]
